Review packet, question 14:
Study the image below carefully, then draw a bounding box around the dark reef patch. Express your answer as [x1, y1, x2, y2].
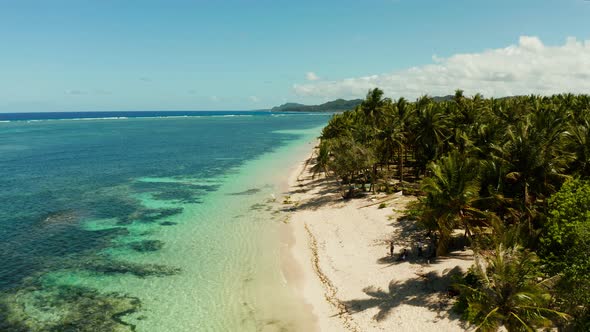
[228, 188, 262, 196]
[82, 258, 180, 277]
[151, 189, 202, 203]
[89, 197, 139, 221]
[117, 207, 184, 225]
[135, 207, 184, 223]
[159, 221, 177, 226]
[0, 225, 128, 291]
[37, 209, 79, 226]
[132, 181, 217, 203]
[0, 284, 140, 332]
[128, 240, 164, 252]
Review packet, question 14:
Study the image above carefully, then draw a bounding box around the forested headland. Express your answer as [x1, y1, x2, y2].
[271, 99, 363, 112]
[314, 88, 590, 331]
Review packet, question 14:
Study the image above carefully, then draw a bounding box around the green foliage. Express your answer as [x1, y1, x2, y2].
[313, 89, 590, 327]
[540, 179, 590, 328]
[455, 245, 569, 331]
[271, 98, 363, 112]
[418, 151, 481, 255]
[328, 136, 376, 188]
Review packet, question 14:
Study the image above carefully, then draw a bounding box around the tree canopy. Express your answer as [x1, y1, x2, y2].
[314, 88, 590, 330]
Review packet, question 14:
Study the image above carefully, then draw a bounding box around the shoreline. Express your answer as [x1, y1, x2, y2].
[280, 146, 475, 332]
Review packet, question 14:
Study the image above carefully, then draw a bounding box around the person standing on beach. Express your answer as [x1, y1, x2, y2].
[389, 241, 394, 257]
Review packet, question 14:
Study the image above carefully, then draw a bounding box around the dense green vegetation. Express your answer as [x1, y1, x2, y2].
[270, 98, 363, 112]
[314, 88, 590, 331]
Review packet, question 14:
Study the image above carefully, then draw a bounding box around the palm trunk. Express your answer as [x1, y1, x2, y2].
[460, 211, 472, 246]
[400, 145, 405, 189]
[372, 164, 377, 194]
[524, 181, 530, 219]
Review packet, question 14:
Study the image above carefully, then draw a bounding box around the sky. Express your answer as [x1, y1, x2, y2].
[1, 0, 590, 112]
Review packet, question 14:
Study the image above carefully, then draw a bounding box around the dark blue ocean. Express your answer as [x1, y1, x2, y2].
[0, 111, 330, 331]
[0, 110, 276, 122]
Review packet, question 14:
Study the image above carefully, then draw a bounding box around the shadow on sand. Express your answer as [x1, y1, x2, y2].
[341, 266, 466, 323]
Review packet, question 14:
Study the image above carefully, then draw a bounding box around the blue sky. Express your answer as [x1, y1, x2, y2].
[1, 0, 590, 112]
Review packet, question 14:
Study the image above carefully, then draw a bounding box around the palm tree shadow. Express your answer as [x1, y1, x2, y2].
[342, 266, 464, 322]
[376, 255, 397, 265]
[283, 175, 350, 211]
[388, 215, 424, 247]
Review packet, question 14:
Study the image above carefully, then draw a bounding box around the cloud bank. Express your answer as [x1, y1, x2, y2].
[294, 36, 590, 99]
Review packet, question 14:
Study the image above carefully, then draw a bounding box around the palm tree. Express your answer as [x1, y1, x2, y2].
[311, 140, 331, 180]
[395, 97, 412, 187]
[413, 99, 449, 175]
[492, 108, 567, 213]
[419, 151, 482, 255]
[456, 244, 569, 331]
[361, 88, 389, 129]
[566, 113, 590, 177]
[321, 112, 353, 140]
[328, 136, 377, 197]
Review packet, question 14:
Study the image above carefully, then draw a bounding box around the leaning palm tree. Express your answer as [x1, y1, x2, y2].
[418, 151, 482, 255]
[456, 244, 569, 331]
[311, 140, 331, 180]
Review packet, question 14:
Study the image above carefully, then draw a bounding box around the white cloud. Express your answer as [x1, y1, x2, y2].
[306, 71, 320, 81]
[249, 96, 260, 102]
[294, 36, 590, 99]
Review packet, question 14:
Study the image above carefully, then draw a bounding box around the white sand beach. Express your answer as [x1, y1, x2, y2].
[281, 150, 474, 332]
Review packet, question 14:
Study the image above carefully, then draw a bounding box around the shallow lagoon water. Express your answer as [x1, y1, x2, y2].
[0, 113, 328, 331]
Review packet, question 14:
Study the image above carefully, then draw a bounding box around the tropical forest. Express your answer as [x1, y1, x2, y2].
[313, 88, 590, 331]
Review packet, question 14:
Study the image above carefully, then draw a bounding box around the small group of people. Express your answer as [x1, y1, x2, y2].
[389, 241, 408, 261]
[388, 239, 427, 261]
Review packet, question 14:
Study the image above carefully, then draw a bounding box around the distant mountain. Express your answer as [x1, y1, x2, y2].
[271, 99, 363, 112]
[270, 95, 470, 113]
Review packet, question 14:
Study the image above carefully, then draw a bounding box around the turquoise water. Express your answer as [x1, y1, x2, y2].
[0, 113, 329, 331]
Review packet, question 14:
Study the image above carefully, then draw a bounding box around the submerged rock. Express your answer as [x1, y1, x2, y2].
[159, 221, 177, 226]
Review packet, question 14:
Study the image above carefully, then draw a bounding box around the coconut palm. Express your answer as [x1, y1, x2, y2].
[419, 151, 482, 255]
[566, 113, 590, 177]
[328, 136, 376, 197]
[413, 99, 449, 174]
[361, 88, 389, 129]
[456, 244, 569, 331]
[492, 109, 568, 212]
[311, 140, 331, 179]
[395, 97, 413, 187]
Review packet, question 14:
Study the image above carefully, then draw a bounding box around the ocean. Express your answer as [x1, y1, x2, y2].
[0, 111, 330, 331]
